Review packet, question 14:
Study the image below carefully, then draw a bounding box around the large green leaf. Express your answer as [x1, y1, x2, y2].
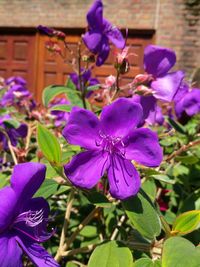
[42, 85, 69, 107]
[37, 123, 61, 164]
[162, 236, 200, 267]
[122, 190, 161, 240]
[88, 241, 133, 267]
[172, 210, 200, 235]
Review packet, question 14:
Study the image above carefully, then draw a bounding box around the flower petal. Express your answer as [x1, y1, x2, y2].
[100, 98, 143, 137]
[0, 187, 18, 233]
[176, 88, 200, 117]
[124, 128, 163, 167]
[62, 106, 100, 149]
[16, 236, 60, 267]
[0, 234, 22, 267]
[144, 45, 176, 77]
[10, 162, 46, 200]
[107, 155, 141, 200]
[83, 31, 102, 53]
[151, 70, 185, 102]
[96, 36, 110, 66]
[104, 19, 125, 48]
[86, 0, 103, 30]
[64, 150, 109, 189]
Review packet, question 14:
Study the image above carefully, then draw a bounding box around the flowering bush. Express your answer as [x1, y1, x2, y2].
[1, 0, 200, 266]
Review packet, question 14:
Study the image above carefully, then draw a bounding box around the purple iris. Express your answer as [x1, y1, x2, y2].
[143, 45, 185, 102]
[0, 162, 60, 267]
[0, 114, 28, 150]
[70, 68, 99, 97]
[63, 98, 163, 200]
[83, 0, 125, 66]
[131, 95, 164, 126]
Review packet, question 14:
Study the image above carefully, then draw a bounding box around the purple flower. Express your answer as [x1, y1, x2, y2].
[6, 76, 27, 86]
[63, 98, 163, 200]
[131, 95, 164, 126]
[1, 84, 31, 106]
[70, 68, 99, 97]
[0, 162, 60, 267]
[0, 114, 28, 150]
[50, 98, 70, 127]
[175, 88, 200, 118]
[143, 45, 185, 102]
[83, 0, 125, 66]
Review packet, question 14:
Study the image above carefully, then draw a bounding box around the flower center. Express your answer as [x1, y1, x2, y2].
[14, 209, 44, 227]
[96, 131, 126, 157]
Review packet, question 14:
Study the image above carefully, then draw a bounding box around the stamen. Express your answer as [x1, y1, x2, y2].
[14, 209, 44, 227]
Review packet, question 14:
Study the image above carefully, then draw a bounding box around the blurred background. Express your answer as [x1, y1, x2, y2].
[0, 0, 200, 101]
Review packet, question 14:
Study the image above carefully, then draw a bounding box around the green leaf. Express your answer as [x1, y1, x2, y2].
[172, 210, 200, 235]
[176, 155, 199, 165]
[134, 258, 161, 267]
[37, 123, 61, 164]
[42, 85, 69, 107]
[141, 179, 157, 201]
[85, 191, 111, 208]
[3, 119, 20, 129]
[34, 179, 59, 199]
[66, 78, 90, 108]
[167, 118, 186, 134]
[88, 241, 133, 267]
[150, 174, 175, 184]
[87, 84, 100, 91]
[80, 226, 98, 238]
[162, 236, 200, 267]
[122, 190, 161, 240]
[50, 104, 72, 112]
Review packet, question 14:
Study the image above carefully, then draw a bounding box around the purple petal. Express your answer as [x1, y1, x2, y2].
[64, 150, 109, 189]
[104, 19, 125, 49]
[151, 70, 185, 102]
[0, 187, 18, 232]
[131, 95, 157, 125]
[144, 45, 176, 77]
[100, 98, 143, 137]
[11, 163, 46, 200]
[176, 88, 200, 117]
[69, 73, 79, 88]
[124, 128, 163, 167]
[173, 82, 189, 103]
[96, 36, 110, 66]
[146, 105, 164, 125]
[107, 155, 141, 200]
[16, 237, 60, 267]
[14, 123, 28, 138]
[0, 234, 23, 267]
[62, 106, 100, 150]
[86, 0, 103, 30]
[83, 31, 102, 53]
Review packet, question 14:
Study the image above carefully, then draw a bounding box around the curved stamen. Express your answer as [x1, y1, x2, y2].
[14, 209, 44, 227]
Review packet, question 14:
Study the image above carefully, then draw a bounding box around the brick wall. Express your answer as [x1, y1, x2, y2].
[0, 0, 200, 76]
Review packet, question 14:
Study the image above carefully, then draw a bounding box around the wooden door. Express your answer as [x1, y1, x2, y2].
[35, 30, 155, 101]
[0, 34, 36, 93]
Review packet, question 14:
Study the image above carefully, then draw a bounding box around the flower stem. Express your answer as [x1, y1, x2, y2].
[166, 139, 200, 162]
[54, 189, 75, 262]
